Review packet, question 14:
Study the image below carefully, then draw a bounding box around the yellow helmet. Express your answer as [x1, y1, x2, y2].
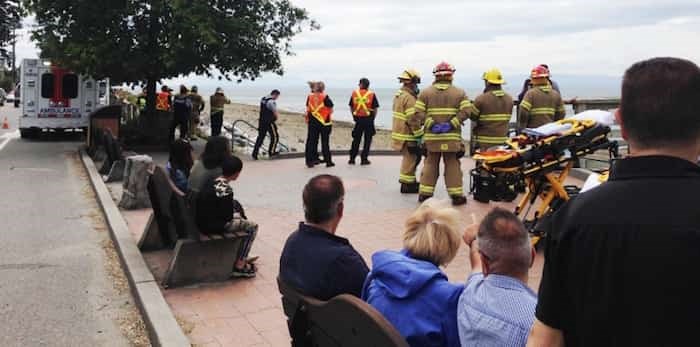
[398, 69, 421, 83]
[482, 68, 506, 85]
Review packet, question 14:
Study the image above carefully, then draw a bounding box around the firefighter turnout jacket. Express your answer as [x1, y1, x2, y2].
[472, 89, 514, 148]
[518, 84, 565, 130]
[391, 86, 420, 150]
[210, 93, 230, 113]
[410, 81, 475, 153]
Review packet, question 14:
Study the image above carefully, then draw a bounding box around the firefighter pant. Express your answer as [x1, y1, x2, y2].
[211, 111, 224, 137]
[399, 143, 422, 184]
[252, 120, 279, 157]
[349, 117, 376, 161]
[419, 151, 464, 197]
[170, 115, 189, 143]
[305, 117, 332, 166]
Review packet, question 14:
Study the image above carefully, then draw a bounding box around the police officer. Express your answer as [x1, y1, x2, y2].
[409, 62, 475, 206]
[348, 78, 379, 165]
[518, 65, 566, 131]
[471, 68, 514, 152]
[252, 89, 281, 160]
[392, 69, 422, 193]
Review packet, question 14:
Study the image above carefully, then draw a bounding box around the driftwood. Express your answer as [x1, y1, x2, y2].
[118, 155, 153, 209]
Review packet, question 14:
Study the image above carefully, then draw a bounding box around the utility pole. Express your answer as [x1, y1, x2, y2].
[11, 27, 16, 85]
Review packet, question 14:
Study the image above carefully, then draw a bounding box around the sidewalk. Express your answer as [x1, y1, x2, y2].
[110, 155, 578, 346]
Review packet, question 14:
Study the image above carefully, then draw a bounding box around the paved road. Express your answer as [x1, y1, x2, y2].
[0, 105, 134, 346]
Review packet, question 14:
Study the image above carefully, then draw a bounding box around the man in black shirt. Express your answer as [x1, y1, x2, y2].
[528, 57, 700, 346]
[279, 175, 369, 300]
[252, 89, 281, 160]
[196, 156, 258, 278]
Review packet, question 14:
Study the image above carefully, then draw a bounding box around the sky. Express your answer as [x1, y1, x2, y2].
[10, 0, 700, 91]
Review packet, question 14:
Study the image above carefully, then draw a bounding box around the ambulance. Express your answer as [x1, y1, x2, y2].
[19, 59, 110, 138]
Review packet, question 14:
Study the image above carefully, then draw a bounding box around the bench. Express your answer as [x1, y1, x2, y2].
[138, 165, 246, 288]
[277, 276, 409, 347]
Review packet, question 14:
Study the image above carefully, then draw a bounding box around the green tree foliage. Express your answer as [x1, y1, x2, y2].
[25, 0, 315, 141]
[0, 0, 23, 60]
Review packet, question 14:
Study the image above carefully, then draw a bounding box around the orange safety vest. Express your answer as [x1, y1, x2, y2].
[156, 92, 170, 111]
[307, 92, 332, 125]
[351, 88, 375, 117]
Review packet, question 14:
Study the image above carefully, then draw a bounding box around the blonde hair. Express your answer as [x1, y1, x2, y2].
[403, 199, 462, 266]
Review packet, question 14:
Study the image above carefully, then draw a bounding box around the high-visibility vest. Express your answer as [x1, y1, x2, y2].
[351, 88, 375, 117]
[307, 92, 332, 125]
[156, 92, 170, 111]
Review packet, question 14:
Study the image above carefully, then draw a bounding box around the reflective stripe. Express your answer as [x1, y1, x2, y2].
[447, 187, 464, 196]
[414, 100, 426, 111]
[352, 89, 374, 117]
[413, 128, 425, 137]
[530, 107, 555, 115]
[393, 111, 408, 121]
[473, 105, 481, 114]
[479, 114, 511, 121]
[424, 133, 463, 141]
[520, 101, 532, 111]
[434, 83, 450, 90]
[424, 117, 435, 129]
[459, 100, 473, 110]
[474, 135, 508, 144]
[492, 90, 505, 97]
[538, 86, 552, 92]
[405, 107, 416, 116]
[399, 174, 416, 183]
[419, 184, 435, 194]
[392, 133, 420, 141]
[427, 108, 458, 116]
[557, 105, 566, 112]
[450, 117, 462, 128]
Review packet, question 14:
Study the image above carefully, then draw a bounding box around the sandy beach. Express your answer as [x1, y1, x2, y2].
[219, 103, 394, 153]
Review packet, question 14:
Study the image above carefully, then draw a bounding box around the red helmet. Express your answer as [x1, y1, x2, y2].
[530, 65, 550, 79]
[433, 61, 456, 76]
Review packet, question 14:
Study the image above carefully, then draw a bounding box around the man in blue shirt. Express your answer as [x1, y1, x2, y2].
[279, 174, 369, 300]
[458, 207, 537, 347]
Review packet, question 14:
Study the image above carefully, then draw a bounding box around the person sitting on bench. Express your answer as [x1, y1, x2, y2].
[196, 155, 258, 278]
[166, 139, 194, 193]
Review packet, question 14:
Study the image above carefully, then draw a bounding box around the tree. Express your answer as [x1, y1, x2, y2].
[0, 0, 23, 77]
[24, 0, 316, 143]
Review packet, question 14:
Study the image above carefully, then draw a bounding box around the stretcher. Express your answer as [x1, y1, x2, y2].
[470, 119, 619, 245]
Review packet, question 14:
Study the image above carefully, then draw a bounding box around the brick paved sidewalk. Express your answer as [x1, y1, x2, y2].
[119, 156, 577, 346]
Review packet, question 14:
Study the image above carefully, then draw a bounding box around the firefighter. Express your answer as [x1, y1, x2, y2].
[409, 62, 475, 206]
[210, 87, 231, 137]
[471, 68, 514, 152]
[392, 69, 422, 193]
[517, 65, 566, 131]
[156, 85, 172, 113]
[188, 85, 205, 141]
[348, 78, 379, 165]
[305, 81, 335, 168]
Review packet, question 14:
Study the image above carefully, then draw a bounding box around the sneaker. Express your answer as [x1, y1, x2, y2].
[451, 196, 468, 206]
[360, 159, 371, 166]
[232, 264, 257, 278]
[326, 162, 336, 168]
[348, 158, 356, 165]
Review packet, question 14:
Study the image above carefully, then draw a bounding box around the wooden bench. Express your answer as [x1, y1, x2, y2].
[138, 165, 246, 288]
[277, 276, 409, 347]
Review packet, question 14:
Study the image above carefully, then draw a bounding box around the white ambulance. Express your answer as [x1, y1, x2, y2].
[19, 59, 110, 138]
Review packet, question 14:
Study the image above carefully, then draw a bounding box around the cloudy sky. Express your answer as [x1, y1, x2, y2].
[12, 0, 700, 90]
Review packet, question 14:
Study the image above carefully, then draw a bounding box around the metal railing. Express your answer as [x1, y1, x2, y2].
[228, 119, 290, 155]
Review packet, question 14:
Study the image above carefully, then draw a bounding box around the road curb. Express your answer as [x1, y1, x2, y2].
[80, 149, 190, 347]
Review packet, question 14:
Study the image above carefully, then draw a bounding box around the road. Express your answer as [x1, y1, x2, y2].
[0, 105, 141, 345]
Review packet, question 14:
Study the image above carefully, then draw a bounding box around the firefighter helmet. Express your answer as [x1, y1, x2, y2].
[433, 62, 456, 76]
[482, 68, 506, 85]
[530, 65, 550, 79]
[398, 69, 421, 83]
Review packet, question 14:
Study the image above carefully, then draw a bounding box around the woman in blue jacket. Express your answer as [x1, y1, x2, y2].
[362, 199, 464, 347]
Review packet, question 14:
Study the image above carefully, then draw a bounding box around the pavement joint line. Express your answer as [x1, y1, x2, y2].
[79, 148, 190, 347]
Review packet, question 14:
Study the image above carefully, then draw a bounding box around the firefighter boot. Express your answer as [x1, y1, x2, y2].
[401, 182, 420, 194]
[418, 194, 432, 203]
[451, 195, 468, 206]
